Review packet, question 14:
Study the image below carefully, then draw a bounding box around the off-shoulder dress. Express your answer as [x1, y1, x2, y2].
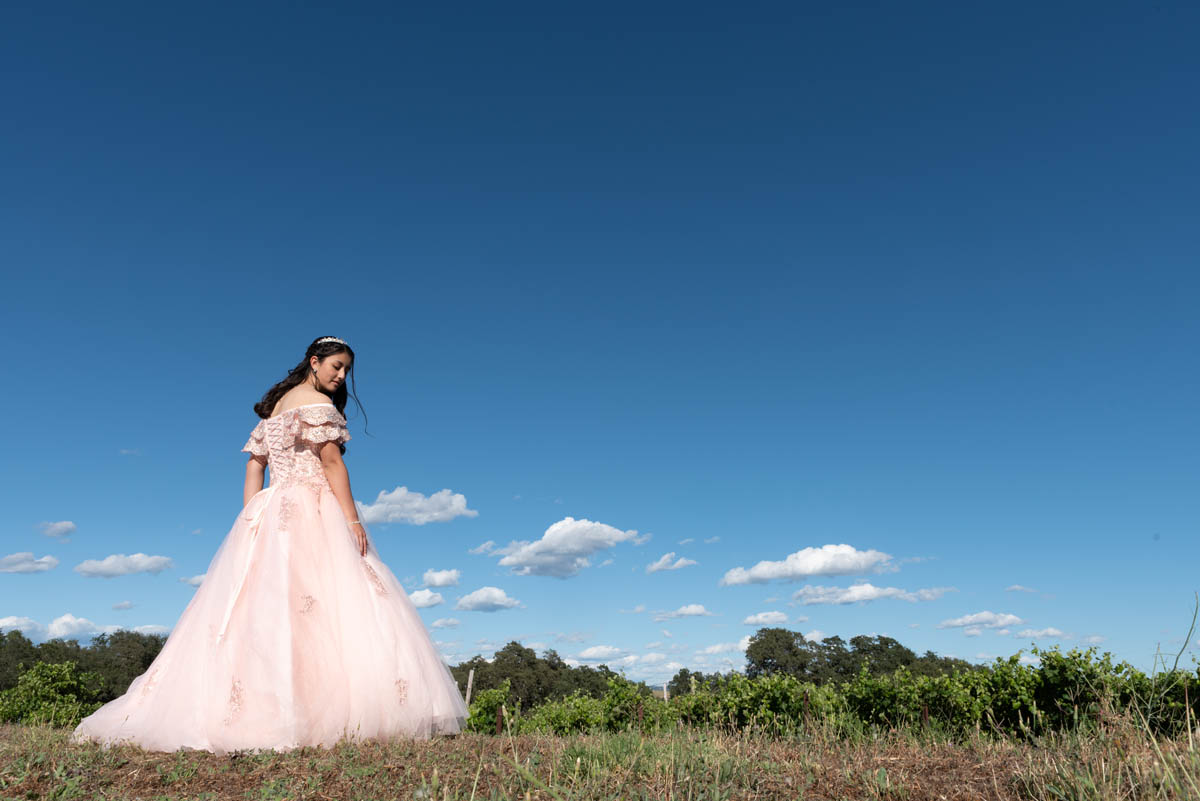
[71, 403, 468, 753]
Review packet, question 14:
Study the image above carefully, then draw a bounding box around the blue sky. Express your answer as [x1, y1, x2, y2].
[2, 2, 1197, 684]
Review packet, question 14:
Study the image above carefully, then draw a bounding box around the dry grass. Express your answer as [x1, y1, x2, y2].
[0, 718, 1195, 800]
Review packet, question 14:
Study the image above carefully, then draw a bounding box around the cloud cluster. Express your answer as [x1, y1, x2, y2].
[698, 635, 751, 655]
[652, 604, 713, 622]
[720, 544, 893, 585]
[742, 611, 788, 625]
[646, 552, 697, 574]
[0, 552, 59, 574]
[423, 568, 461, 587]
[938, 611, 1023, 630]
[0, 613, 167, 642]
[38, 521, 76, 539]
[408, 589, 444, 608]
[1016, 627, 1067, 639]
[74, 553, 173, 578]
[358, 487, 478, 525]
[494, 517, 646, 578]
[791, 583, 954, 605]
[455, 586, 522, 612]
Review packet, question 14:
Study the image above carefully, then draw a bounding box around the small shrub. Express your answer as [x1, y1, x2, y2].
[517, 690, 605, 735]
[466, 678, 510, 734]
[0, 661, 104, 728]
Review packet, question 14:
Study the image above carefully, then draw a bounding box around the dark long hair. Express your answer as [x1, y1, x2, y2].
[252, 337, 368, 453]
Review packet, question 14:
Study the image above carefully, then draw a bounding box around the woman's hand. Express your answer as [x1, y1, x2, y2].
[350, 521, 368, 556]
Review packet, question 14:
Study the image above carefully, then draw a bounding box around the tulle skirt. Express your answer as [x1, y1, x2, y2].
[72, 482, 468, 753]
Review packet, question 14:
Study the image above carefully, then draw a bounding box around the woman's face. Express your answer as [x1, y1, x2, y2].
[310, 352, 352, 393]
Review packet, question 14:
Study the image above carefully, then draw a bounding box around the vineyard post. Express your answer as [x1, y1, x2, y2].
[465, 668, 475, 705]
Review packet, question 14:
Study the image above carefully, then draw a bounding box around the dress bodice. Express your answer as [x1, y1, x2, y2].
[242, 403, 351, 491]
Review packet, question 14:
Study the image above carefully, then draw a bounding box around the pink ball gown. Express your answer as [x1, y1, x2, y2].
[72, 403, 468, 753]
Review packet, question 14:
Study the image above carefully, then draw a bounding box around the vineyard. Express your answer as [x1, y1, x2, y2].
[1, 640, 1198, 799]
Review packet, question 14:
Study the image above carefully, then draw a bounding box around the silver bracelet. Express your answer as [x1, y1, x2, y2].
[347, 519, 361, 525]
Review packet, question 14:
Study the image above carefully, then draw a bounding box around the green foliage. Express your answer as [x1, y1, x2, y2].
[456, 642, 1200, 740]
[466, 678, 510, 734]
[0, 661, 104, 727]
[599, 675, 673, 733]
[0, 629, 166, 702]
[516, 690, 605, 735]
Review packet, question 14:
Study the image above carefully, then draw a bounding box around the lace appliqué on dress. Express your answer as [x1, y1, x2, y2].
[395, 678, 408, 705]
[223, 679, 244, 726]
[299, 594, 316, 614]
[362, 562, 388, 596]
[278, 497, 298, 532]
[140, 668, 159, 698]
[241, 420, 268, 457]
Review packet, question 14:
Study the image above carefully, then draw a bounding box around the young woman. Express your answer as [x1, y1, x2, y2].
[72, 336, 468, 752]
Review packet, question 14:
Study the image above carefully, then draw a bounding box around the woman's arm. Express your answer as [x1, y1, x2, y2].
[319, 443, 368, 556]
[244, 457, 266, 507]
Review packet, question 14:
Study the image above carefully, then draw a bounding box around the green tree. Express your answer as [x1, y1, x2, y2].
[744, 628, 810, 679]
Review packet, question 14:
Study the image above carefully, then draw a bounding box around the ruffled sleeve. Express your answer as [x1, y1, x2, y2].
[296, 404, 352, 447]
[242, 419, 268, 458]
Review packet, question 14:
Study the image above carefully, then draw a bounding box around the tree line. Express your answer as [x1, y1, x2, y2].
[1, 625, 975, 713]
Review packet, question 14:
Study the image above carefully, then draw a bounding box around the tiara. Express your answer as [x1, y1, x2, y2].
[316, 336, 348, 346]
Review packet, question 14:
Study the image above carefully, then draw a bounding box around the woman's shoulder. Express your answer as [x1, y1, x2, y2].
[270, 390, 335, 417]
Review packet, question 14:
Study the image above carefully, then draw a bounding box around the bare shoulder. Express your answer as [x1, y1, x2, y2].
[271, 389, 335, 416]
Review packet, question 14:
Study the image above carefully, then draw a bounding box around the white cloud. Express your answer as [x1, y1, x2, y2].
[180, 574, 205, 587]
[0, 552, 59, 574]
[494, 517, 644, 578]
[0, 616, 44, 637]
[804, 629, 828, 642]
[963, 626, 983, 637]
[994, 628, 1011, 635]
[742, 611, 788, 625]
[938, 611, 1023, 630]
[791, 583, 954, 605]
[455, 586, 522, 612]
[2, 613, 166, 642]
[48, 613, 119, 640]
[74, 553, 173, 578]
[358, 486, 478, 525]
[431, 617, 460, 629]
[1017, 627, 1067, 639]
[653, 604, 714, 622]
[1006, 584, 1037, 593]
[619, 604, 646, 614]
[1083, 635, 1106, 645]
[704, 536, 720, 544]
[646, 552, 698, 574]
[38, 521, 76, 539]
[698, 635, 751, 655]
[578, 645, 623, 660]
[408, 589, 444, 608]
[423, 568, 461, 587]
[469, 540, 496, 555]
[112, 601, 134, 610]
[677, 538, 694, 545]
[720, 544, 893, 585]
